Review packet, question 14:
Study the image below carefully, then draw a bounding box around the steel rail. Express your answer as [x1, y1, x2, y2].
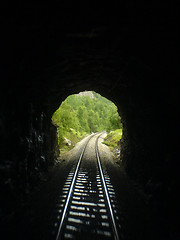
[55, 133, 97, 240]
[95, 133, 120, 240]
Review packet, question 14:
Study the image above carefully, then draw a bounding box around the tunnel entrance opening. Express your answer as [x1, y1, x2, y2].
[52, 91, 123, 160]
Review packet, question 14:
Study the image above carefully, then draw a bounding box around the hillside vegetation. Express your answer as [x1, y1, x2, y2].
[52, 91, 122, 151]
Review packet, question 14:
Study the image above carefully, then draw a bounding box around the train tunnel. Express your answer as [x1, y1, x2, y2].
[0, 1, 180, 239]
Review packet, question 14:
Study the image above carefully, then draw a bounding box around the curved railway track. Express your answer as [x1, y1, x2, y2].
[55, 132, 120, 240]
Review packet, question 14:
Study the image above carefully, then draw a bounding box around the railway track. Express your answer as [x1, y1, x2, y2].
[54, 133, 121, 240]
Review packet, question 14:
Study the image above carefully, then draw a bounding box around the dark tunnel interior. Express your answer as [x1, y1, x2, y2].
[0, 1, 180, 239]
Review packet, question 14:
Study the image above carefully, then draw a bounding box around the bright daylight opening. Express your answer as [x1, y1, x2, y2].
[52, 91, 123, 159]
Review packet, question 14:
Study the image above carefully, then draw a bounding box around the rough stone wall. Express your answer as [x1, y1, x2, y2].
[0, 88, 59, 214]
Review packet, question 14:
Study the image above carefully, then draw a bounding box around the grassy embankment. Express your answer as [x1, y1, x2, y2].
[103, 129, 123, 160]
[58, 128, 88, 155]
[103, 129, 122, 148]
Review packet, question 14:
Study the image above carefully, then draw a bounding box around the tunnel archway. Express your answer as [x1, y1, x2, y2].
[51, 90, 123, 160]
[1, 60, 175, 201]
[1, 2, 180, 238]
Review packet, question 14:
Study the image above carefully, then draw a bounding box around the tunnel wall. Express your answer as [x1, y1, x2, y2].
[0, 85, 59, 213]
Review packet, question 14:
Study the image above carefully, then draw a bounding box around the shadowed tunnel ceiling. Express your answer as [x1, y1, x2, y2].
[0, 1, 180, 237]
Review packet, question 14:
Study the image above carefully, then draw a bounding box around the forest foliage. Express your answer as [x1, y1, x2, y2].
[52, 91, 122, 148]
